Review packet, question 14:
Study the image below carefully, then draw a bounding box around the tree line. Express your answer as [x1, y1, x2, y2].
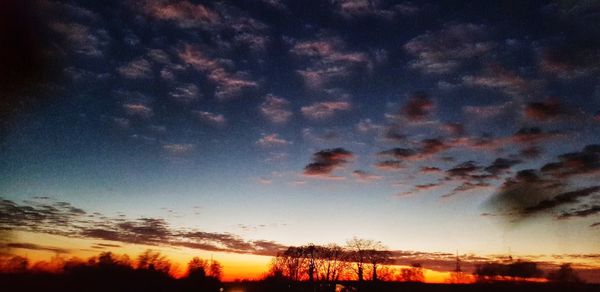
[264, 237, 583, 284]
[0, 250, 224, 292]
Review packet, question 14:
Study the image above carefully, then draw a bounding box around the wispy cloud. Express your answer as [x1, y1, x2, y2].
[301, 101, 351, 120]
[0, 197, 286, 257]
[260, 94, 292, 124]
[192, 110, 226, 126]
[405, 23, 494, 74]
[118, 58, 153, 79]
[256, 133, 291, 147]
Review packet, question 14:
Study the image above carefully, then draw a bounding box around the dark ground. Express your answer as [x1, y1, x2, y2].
[2, 273, 599, 292]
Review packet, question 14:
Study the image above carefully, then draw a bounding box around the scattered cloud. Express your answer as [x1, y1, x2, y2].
[303, 148, 353, 178]
[140, 0, 220, 28]
[291, 36, 370, 88]
[0, 197, 286, 256]
[169, 83, 200, 103]
[404, 23, 494, 74]
[487, 144, 600, 223]
[301, 101, 351, 120]
[352, 170, 383, 182]
[162, 143, 194, 156]
[256, 133, 291, 147]
[123, 103, 153, 119]
[401, 92, 434, 122]
[260, 94, 292, 124]
[192, 110, 226, 126]
[118, 58, 153, 79]
[179, 44, 257, 100]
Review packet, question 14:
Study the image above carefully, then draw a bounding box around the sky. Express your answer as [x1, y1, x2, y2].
[1, 0, 600, 282]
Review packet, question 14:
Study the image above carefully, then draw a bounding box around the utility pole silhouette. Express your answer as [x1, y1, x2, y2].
[454, 250, 461, 273]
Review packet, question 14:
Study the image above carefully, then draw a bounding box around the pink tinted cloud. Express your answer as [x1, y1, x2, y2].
[301, 101, 351, 120]
[192, 110, 226, 126]
[256, 133, 291, 147]
[179, 45, 257, 100]
[123, 103, 153, 119]
[259, 94, 293, 124]
[142, 0, 220, 28]
[118, 58, 153, 79]
[352, 170, 384, 182]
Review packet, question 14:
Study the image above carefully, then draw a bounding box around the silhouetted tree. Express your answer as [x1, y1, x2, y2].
[474, 261, 543, 282]
[315, 244, 348, 282]
[137, 250, 171, 274]
[367, 249, 392, 281]
[187, 257, 208, 280]
[547, 263, 583, 283]
[346, 237, 379, 281]
[208, 259, 223, 280]
[0, 255, 28, 273]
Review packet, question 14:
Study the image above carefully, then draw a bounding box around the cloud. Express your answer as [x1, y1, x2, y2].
[123, 103, 153, 119]
[540, 144, 600, 178]
[442, 122, 466, 136]
[179, 44, 257, 100]
[484, 158, 521, 175]
[117, 58, 153, 79]
[539, 42, 600, 78]
[192, 110, 226, 126]
[462, 65, 532, 97]
[259, 94, 292, 124]
[301, 101, 351, 120]
[374, 160, 404, 171]
[524, 186, 600, 216]
[256, 133, 290, 147]
[352, 170, 383, 182]
[463, 101, 514, 119]
[511, 127, 562, 144]
[520, 146, 543, 159]
[2, 242, 69, 254]
[291, 36, 370, 88]
[523, 99, 567, 121]
[377, 138, 450, 165]
[442, 182, 492, 199]
[404, 23, 494, 74]
[331, 0, 414, 19]
[420, 166, 442, 174]
[140, 0, 220, 28]
[303, 148, 353, 178]
[169, 83, 200, 103]
[0, 197, 286, 256]
[49, 22, 108, 57]
[162, 143, 195, 155]
[355, 119, 383, 134]
[401, 92, 434, 122]
[487, 145, 600, 223]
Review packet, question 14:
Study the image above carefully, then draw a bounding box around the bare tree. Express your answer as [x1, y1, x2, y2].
[366, 249, 392, 281]
[315, 244, 348, 282]
[346, 237, 386, 281]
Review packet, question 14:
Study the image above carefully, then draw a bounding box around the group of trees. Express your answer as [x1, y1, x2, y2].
[0, 250, 224, 291]
[471, 261, 583, 283]
[266, 238, 425, 283]
[266, 238, 585, 284]
[0, 249, 222, 280]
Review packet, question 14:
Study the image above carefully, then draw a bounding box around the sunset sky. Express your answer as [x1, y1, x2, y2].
[1, 0, 600, 283]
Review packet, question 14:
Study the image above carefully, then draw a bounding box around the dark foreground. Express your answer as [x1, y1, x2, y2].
[1, 274, 599, 292]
